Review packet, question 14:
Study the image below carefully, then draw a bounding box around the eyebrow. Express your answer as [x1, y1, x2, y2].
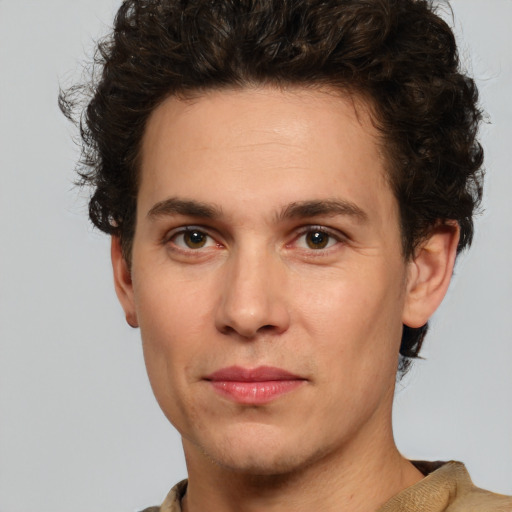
[147, 198, 223, 219]
[278, 199, 368, 223]
[147, 197, 368, 223]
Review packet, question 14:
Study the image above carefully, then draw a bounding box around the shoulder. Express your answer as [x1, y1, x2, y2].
[138, 480, 188, 512]
[444, 464, 512, 512]
[452, 489, 512, 512]
[379, 461, 512, 512]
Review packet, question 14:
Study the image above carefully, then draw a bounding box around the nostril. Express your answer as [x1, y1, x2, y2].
[219, 325, 236, 335]
[218, 323, 278, 339]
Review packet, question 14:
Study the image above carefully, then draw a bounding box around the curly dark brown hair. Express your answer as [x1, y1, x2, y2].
[60, 0, 484, 371]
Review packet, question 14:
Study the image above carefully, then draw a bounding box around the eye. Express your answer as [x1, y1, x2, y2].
[294, 227, 341, 250]
[304, 230, 331, 249]
[169, 228, 218, 250]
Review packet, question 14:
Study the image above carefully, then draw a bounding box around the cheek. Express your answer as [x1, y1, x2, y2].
[133, 274, 213, 406]
[293, 263, 405, 373]
[135, 265, 214, 338]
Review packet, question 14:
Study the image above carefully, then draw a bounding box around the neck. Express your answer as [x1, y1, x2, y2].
[181, 418, 423, 512]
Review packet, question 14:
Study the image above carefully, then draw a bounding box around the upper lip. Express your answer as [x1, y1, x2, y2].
[205, 366, 303, 382]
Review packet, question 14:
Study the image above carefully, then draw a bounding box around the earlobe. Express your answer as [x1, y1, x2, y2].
[111, 236, 139, 328]
[402, 222, 460, 328]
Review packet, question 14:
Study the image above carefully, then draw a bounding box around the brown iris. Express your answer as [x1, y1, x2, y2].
[305, 230, 330, 249]
[184, 230, 208, 249]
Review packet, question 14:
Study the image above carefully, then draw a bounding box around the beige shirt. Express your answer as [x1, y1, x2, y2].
[144, 461, 512, 512]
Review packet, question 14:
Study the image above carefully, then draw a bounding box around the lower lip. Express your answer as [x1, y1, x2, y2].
[209, 380, 304, 404]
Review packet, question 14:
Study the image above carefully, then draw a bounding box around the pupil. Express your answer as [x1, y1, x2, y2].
[307, 231, 328, 249]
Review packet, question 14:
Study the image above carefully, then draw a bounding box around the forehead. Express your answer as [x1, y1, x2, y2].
[138, 86, 395, 226]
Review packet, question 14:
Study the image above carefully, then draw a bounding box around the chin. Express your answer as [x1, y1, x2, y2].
[213, 451, 311, 477]
[192, 426, 326, 477]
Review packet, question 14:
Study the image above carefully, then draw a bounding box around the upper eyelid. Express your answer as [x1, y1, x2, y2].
[163, 225, 217, 241]
[283, 225, 349, 254]
[161, 224, 348, 247]
[164, 227, 221, 253]
[293, 224, 348, 240]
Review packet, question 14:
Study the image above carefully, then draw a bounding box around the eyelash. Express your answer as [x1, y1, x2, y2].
[163, 225, 347, 254]
[290, 225, 346, 252]
[165, 226, 221, 253]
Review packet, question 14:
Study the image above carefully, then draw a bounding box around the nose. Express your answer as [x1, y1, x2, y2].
[215, 246, 290, 339]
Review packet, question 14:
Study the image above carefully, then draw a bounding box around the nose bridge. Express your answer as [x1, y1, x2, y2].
[215, 238, 289, 338]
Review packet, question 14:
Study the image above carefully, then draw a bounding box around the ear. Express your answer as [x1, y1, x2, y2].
[402, 222, 460, 328]
[111, 236, 139, 328]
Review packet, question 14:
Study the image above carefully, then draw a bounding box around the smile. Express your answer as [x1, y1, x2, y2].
[205, 366, 306, 405]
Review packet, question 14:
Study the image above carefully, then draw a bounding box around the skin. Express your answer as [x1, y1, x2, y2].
[112, 86, 459, 512]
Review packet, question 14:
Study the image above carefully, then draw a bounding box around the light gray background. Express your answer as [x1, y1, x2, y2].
[0, 1, 511, 511]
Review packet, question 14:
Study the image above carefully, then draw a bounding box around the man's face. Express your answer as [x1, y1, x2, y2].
[121, 86, 413, 475]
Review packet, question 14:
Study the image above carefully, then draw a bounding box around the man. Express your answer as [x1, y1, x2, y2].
[61, 0, 512, 510]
